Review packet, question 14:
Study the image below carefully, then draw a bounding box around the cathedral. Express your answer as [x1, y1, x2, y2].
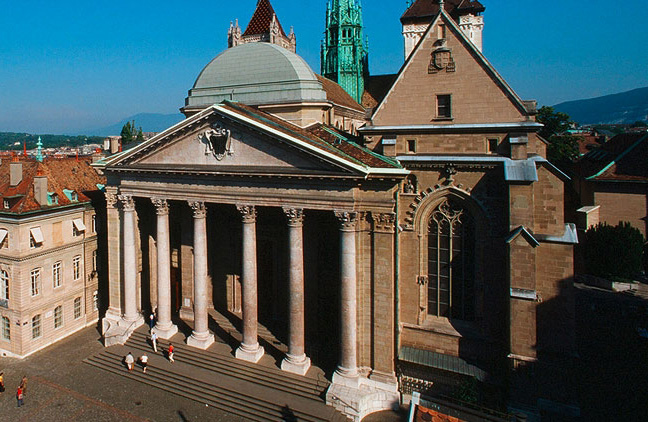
[98, 1, 578, 420]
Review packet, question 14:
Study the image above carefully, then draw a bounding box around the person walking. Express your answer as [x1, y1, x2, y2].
[16, 385, 24, 407]
[149, 313, 155, 332]
[0, 371, 5, 393]
[140, 353, 149, 373]
[151, 331, 158, 353]
[125, 352, 135, 371]
[20, 375, 27, 395]
[167, 343, 174, 363]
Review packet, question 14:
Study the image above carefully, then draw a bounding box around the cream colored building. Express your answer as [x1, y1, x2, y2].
[0, 158, 104, 358]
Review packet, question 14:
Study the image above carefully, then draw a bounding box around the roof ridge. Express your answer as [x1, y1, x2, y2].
[586, 133, 648, 180]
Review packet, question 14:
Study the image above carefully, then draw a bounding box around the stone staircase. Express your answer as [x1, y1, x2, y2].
[84, 328, 349, 422]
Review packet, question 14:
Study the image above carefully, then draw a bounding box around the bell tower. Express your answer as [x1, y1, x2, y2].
[321, 0, 368, 104]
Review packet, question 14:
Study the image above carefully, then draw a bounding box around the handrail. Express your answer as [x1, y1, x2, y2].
[330, 393, 358, 413]
[103, 319, 139, 341]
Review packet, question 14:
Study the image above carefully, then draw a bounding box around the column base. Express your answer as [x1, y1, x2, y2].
[332, 366, 360, 388]
[326, 373, 400, 422]
[281, 354, 311, 376]
[236, 343, 265, 363]
[153, 323, 178, 340]
[187, 332, 215, 350]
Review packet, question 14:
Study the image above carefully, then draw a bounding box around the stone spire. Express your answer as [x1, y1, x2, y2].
[321, 0, 369, 104]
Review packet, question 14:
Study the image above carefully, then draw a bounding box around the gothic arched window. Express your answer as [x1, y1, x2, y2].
[427, 198, 475, 321]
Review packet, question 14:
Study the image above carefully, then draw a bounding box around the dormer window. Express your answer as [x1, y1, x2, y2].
[63, 189, 78, 202]
[48, 193, 59, 205]
[2, 199, 8, 209]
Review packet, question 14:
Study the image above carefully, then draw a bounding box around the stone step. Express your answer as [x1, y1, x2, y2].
[129, 331, 328, 399]
[85, 350, 348, 422]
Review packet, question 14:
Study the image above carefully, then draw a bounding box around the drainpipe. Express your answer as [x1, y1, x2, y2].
[394, 183, 401, 377]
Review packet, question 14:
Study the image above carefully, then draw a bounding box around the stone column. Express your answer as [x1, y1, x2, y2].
[187, 201, 215, 349]
[104, 192, 122, 322]
[119, 195, 140, 323]
[281, 208, 311, 375]
[152, 198, 178, 339]
[235, 205, 264, 363]
[333, 211, 359, 385]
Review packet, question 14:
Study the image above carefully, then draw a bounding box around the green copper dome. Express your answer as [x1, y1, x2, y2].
[186, 43, 327, 108]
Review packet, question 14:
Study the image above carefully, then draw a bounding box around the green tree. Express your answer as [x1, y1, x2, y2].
[631, 121, 647, 128]
[585, 222, 645, 281]
[120, 120, 136, 145]
[136, 127, 144, 143]
[536, 106, 579, 168]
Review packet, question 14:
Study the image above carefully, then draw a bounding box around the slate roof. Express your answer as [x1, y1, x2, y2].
[401, 0, 485, 23]
[362, 74, 398, 109]
[221, 101, 402, 170]
[575, 133, 648, 182]
[316, 75, 365, 112]
[0, 157, 105, 214]
[243, 0, 287, 37]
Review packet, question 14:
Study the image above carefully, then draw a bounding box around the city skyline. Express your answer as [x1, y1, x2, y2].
[1, 0, 646, 134]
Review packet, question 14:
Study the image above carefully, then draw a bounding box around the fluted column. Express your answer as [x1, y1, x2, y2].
[333, 211, 359, 385]
[152, 198, 178, 339]
[235, 205, 264, 363]
[281, 208, 311, 375]
[119, 195, 139, 322]
[187, 201, 214, 349]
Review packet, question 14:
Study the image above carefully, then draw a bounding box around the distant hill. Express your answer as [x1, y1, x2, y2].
[553, 87, 648, 125]
[78, 113, 185, 136]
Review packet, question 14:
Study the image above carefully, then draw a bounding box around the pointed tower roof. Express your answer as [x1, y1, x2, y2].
[401, 0, 484, 23]
[243, 0, 287, 37]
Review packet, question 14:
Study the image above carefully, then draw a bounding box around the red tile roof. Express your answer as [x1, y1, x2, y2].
[362, 74, 398, 109]
[576, 134, 604, 155]
[575, 133, 648, 182]
[401, 0, 485, 23]
[316, 75, 365, 112]
[415, 405, 464, 422]
[243, 0, 287, 38]
[0, 157, 105, 214]
[220, 101, 402, 170]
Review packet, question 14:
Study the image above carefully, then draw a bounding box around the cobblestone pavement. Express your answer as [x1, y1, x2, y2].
[0, 326, 245, 422]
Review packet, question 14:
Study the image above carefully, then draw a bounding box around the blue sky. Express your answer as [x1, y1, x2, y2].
[0, 0, 646, 134]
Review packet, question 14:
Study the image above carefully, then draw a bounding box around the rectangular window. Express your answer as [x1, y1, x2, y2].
[93, 291, 99, 311]
[3, 199, 8, 209]
[74, 297, 82, 319]
[30, 269, 41, 296]
[407, 139, 417, 153]
[0, 228, 8, 249]
[1, 316, 9, 341]
[437, 95, 452, 119]
[54, 305, 63, 329]
[91, 214, 96, 233]
[52, 262, 62, 288]
[438, 24, 446, 39]
[32, 314, 41, 339]
[73, 256, 81, 280]
[488, 138, 499, 153]
[30, 227, 44, 248]
[92, 250, 98, 272]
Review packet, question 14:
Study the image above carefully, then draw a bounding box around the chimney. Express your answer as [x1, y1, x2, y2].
[34, 172, 48, 206]
[10, 161, 22, 186]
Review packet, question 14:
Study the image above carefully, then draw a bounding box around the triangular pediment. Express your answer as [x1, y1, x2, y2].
[372, 10, 529, 126]
[105, 105, 373, 177]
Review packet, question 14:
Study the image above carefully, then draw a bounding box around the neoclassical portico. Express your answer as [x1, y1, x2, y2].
[98, 103, 407, 419]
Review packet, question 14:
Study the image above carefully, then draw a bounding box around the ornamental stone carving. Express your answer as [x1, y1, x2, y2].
[237, 205, 257, 223]
[371, 212, 396, 233]
[334, 211, 357, 231]
[105, 192, 118, 208]
[118, 194, 135, 211]
[152, 198, 169, 215]
[283, 207, 304, 226]
[202, 124, 232, 161]
[189, 201, 207, 218]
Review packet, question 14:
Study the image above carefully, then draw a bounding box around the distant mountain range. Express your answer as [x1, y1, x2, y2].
[553, 87, 648, 125]
[77, 113, 185, 137]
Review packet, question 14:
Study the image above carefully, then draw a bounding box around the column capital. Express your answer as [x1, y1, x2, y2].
[371, 212, 396, 233]
[189, 201, 207, 218]
[105, 192, 119, 208]
[283, 207, 304, 226]
[152, 198, 169, 215]
[237, 205, 257, 223]
[334, 210, 358, 231]
[118, 194, 135, 211]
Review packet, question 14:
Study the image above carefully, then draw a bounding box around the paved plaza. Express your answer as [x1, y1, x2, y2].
[0, 326, 246, 421]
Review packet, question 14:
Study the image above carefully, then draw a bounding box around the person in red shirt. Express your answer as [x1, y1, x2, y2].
[16, 386, 24, 407]
[168, 343, 174, 363]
